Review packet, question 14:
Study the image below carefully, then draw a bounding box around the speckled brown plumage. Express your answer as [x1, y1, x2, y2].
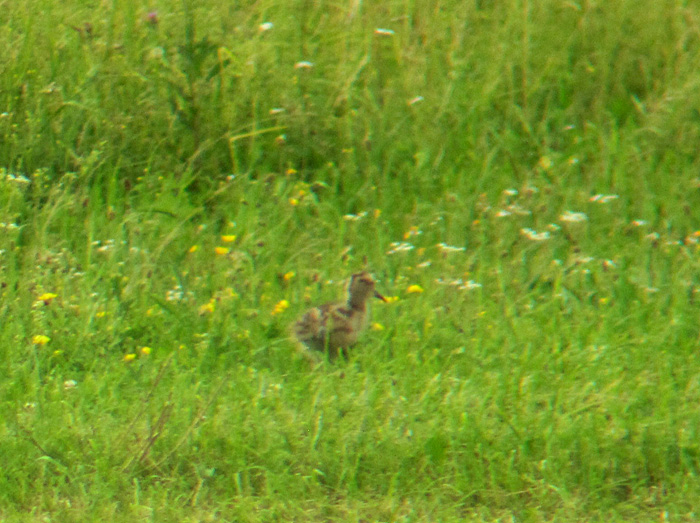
[292, 271, 386, 359]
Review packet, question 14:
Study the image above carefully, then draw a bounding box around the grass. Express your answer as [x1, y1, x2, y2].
[2, 0, 700, 520]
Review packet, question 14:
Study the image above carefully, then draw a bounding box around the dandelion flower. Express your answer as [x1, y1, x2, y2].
[221, 235, 236, 243]
[215, 246, 230, 255]
[271, 299, 289, 315]
[140, 346, 152, 355]
[407, 284, 424, 294]
[32, 335, 50, 345]
[199, 300, 216, 315]
[38, 292, 57, 303]
[371, 322, 385, 331]
[289, 197, 299, 206]
[283, 271, 295, 281]
[123, 353, 136, 363]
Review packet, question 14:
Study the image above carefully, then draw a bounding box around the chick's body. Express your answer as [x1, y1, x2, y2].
[293, 272, 385, 359]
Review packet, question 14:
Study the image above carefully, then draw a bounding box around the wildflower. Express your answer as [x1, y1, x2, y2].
[38, 292, 57, 304]
[123, 353, 136, 363]
[373, 209, 381, 218]
[495, 209, 512, 218]
[286, 168, 297, 175]
[214, 246, 230, 255]
[259, 22, 273, 32]
[375, 28, 395, 36]
[386, 242, 414, 254]
[269, 107, 285, 115]
[436, 242, 466, 253]
[538, 156, 553, 170]
[289, 197, 299, 206]
[520, 228, 551, 241]
[407, 284, 424, 294]
[272, 299, 289, 315]
[294, 61, 314, 69]
[371, 322, 385, 331]
[383, 296, 400, 303]
[404, 226, 422, 239]
[283, 271, 295, 281]
[343, 212, 367, 221]
[631, 220, 647, 227]
[146, 11, 158, 26]
[188, 244, 198, 253]
[221, 235, 237, 243]
[589, 194, 619, 203]
[140, 346, 152, 355]
[559, 211, 588, 223]
[63, 379, 78, 390]
[199, 300, 216, 315]
[32, 335, 50, 345]
[503, 188, 518, 196]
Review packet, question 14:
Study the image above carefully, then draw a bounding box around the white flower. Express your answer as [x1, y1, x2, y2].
[521, 228, 551, 241]
[259, 22, 273, 32]
[559, 211, 588, 223]
[294, 61, 314, 69]
[436, 243, 466, 253]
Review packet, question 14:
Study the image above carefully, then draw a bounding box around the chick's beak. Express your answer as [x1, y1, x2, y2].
[374, 290, 387, 302]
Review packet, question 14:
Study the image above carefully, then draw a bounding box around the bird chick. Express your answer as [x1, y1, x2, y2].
[292, 271, 386, 360]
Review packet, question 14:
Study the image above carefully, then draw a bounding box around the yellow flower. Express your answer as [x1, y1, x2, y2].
[373, 209, 382, 219]
[140, 346, 152, 355]
[215, 246, 230, 255]
[188, 245, 199, 253]
[271, 299, 290, 315]
[371, 322, 385, 331]
[383, 296, 400, 303]
[199, 300, 216, 315]
[32, 335, 50, 345]
[123, 353, 136, 362]
[289, 197, 299, 206]
[286, 168, 298, 175]
[38, 292, 57, 303]
[407, 285, 424, 294]
[221, 235, 237, 243]
[283, 271, 295, 281]
[96, 311, 107, 318]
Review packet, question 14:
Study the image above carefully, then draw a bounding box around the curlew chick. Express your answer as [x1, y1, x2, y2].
[292, 271, 387, 360]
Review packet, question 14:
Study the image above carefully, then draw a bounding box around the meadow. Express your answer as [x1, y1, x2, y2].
[2, 0, 700, 520]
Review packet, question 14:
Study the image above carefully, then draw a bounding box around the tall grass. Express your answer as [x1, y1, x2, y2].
[2, 0, 700, 520]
